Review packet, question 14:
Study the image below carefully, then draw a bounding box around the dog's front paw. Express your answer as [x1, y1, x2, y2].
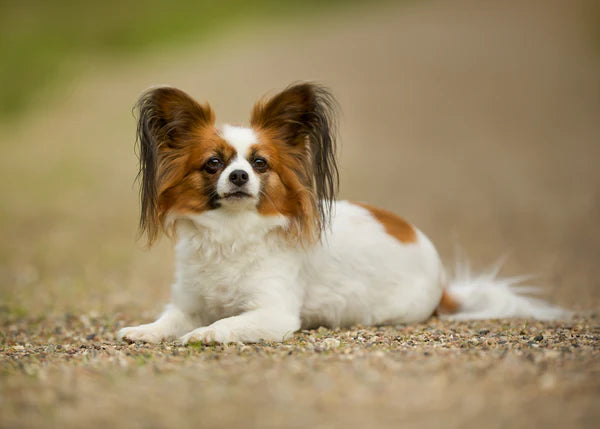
[118, 324, 165, 344]
[180, 326, 235, 345]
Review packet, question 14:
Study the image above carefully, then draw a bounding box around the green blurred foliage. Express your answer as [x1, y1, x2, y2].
[0, 0, 358, 119]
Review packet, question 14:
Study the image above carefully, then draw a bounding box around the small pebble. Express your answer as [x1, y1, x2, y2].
[322, 338, 341, 350]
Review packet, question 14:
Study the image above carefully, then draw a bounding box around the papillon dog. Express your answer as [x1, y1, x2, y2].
[118, 83, 566, 344]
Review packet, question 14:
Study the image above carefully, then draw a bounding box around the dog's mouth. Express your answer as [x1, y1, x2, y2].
[223, 191, 252, 200]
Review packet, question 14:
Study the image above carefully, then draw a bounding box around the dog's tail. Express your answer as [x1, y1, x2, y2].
[437, 260, 569, 320]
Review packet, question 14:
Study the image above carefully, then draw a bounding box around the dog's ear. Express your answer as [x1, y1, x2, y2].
[250, 83, 339, 232]
[135, 87, 214, 244]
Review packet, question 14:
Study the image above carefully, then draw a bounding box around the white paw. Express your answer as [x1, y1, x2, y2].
[180, 326, 235, 345]
[118, 324, 166, 344]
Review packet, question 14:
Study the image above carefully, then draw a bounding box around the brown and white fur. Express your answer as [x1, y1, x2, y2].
[118, 83, 567, 344]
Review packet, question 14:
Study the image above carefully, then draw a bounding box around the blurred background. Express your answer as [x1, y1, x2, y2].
[1, 0, 599, 320]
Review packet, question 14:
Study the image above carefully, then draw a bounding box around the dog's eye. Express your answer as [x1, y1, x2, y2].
[252, 157, 268, 172]
[204, 157, 223, 174]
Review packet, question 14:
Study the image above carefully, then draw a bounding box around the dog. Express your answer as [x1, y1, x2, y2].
[118, 83, 566, 344]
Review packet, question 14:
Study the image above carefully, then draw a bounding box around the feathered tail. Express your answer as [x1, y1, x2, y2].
[438, 260, 570, 320]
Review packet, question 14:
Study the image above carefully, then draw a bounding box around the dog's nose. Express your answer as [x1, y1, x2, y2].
[229, 169, 249, 186]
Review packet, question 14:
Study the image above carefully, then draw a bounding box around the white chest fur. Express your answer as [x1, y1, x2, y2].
[171, 210, 295, 325]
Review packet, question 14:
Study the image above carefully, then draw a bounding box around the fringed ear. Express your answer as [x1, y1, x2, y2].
[250, 83, 339, 236]
[135, 87, 214, 245]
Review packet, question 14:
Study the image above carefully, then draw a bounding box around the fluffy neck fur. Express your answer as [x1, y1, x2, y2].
[174, 209, 291, 260]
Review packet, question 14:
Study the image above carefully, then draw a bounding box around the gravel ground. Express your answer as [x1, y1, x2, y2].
[1, 0, 599, 428]
[2, 313, 599, 428]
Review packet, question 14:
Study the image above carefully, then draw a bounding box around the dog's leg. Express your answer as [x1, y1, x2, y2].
[179, 309, 300, 344]
[118, 304, 195, 343]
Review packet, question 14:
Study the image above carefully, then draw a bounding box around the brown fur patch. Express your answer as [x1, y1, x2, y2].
[250, 83, 339, 244]
[353, 202, 417, 243]
[135, 86, 252, 244]
[136, 87, 219, 244]
[157, 126, 236, 224]
[251, 130, 319, 244]
[435, 290, 461, 315]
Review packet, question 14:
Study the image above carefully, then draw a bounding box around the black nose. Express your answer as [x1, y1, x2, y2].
[229, 169, 249, 186]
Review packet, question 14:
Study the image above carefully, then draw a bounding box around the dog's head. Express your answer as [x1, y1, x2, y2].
[136, 83, 338, 244]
